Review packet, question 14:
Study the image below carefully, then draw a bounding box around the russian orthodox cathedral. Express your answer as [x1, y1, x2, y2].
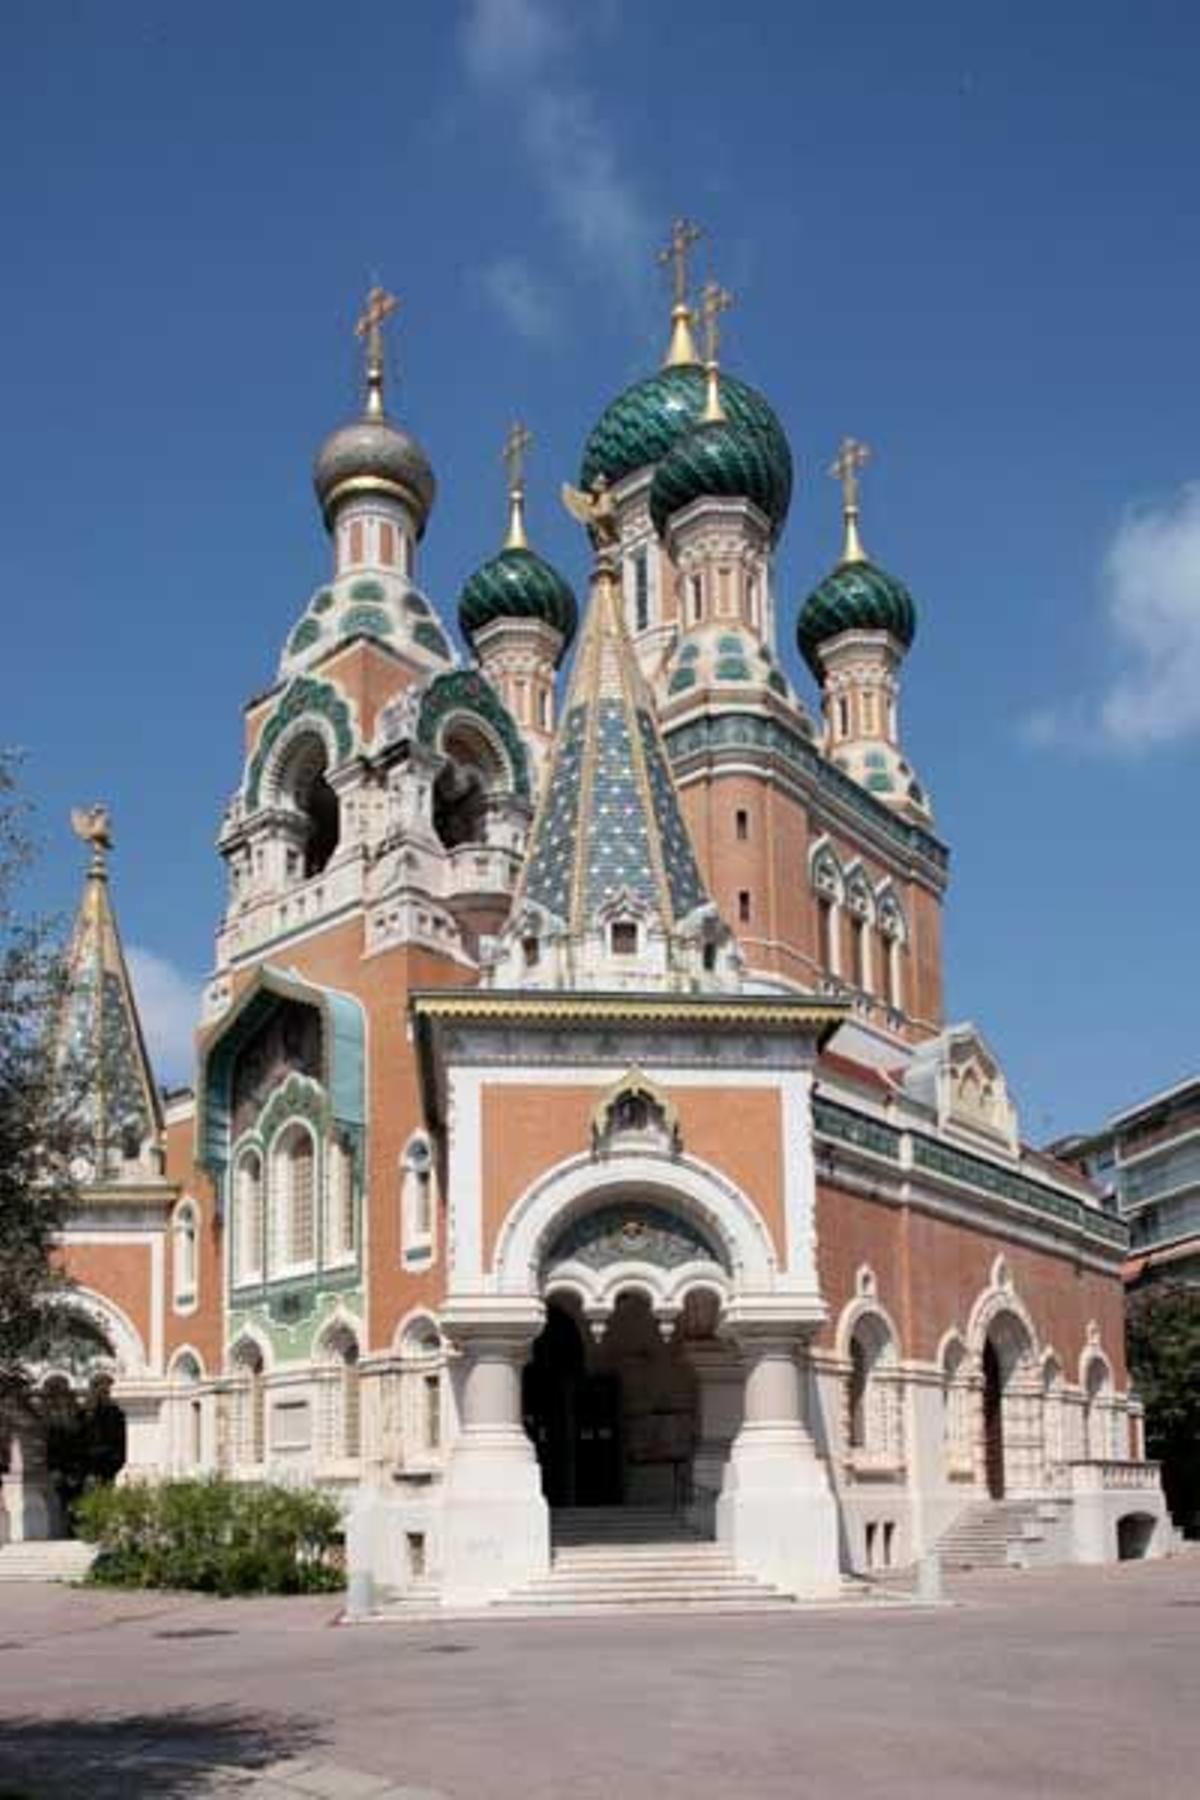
[1, 226, 1170, 1600]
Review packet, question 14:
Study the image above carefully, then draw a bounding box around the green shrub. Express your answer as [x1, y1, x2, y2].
[75, 1477, 343, 1595]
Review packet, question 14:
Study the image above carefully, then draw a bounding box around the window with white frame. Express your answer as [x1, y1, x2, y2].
[233, 1149, 264, 1286]
[847, 1312, 904, 1465]
[273, 1122, 316, 1271]
[318, 1323, 361, 1463]
[399, 1319, 444, 1464]
[632, 547, 650, 632]
[172, 1352, 203, 1469]
[327, 1133, 356, 1263]
[230, 1339, 266, 1466]
[811, 846, 843, 977]
[1083, 1356, 1113, 1460]
[172, 1201, 198, 1310]
[942, 1338, 972, 1470]
[877, 890, 906, 1011]
[1042, 1356, 1065, 1473]
[401, 1132, 435, 1261]
[845, 871, 874, 993]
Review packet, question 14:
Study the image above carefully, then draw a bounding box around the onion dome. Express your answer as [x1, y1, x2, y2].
[797, 436, 916, 675]
[458, 421, 577, 663]
[459, 548, 577, 658]
[650, 414, 789, 538]
[312, 285, 436, 537]
[580, 364, 792, 510]
[797, 559, 916, 677]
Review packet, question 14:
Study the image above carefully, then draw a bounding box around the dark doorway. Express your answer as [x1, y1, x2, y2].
[983, 1338, 1005, 1500]
[43, 1379, 127, 1530]
[1117, 1513, 1156, 1560]
[523, 1303, 622, 1507]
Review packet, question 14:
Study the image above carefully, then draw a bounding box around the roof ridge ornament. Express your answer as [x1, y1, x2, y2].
[71, 803, 113, 878]
[829, 435, 872, 565]
[658, 217, 703, 368]
[354, 283, 400, 421]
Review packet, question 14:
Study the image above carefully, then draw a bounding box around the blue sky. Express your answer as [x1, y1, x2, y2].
[3, 0, 1198, 1138]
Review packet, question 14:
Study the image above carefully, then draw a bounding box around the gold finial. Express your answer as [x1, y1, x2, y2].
[355, 283, 400, 420]
[502, 419, 532, 550]
[657, 217, 703, 367]
[829, 436, 872, 564]
[699, 279, 733, 423]
[561, 476, 619, 549]
[71, 804, 113, 877]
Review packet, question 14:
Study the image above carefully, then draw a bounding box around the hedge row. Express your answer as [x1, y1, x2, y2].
[75, 1477, 343, 1595]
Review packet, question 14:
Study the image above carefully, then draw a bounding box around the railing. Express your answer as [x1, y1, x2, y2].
[1068, 1459, 1162, 1493]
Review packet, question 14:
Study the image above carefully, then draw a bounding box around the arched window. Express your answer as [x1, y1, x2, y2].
[171, 1351, 204, 1469]
[1083, 1355, 1113, 1460]
[433, 722, 503, 849]
[942, 1337, 972, 1472]
[273, 1124, 316, 1271]
[276, 732, 340, 878]
[172, 1201, 198, 1311]
[318, 1324, 361, 1463]
[233, 1149, 263, 1286]
[811, 845, 844, 978]
[877, 889, 906, 1011]
[399, 1318, 444, 1465]
[846, 1312, 903, 1465]
[327, 1134, 356, 1264]
[845, 870, 874, 994]
[231, 1339, 266, 1467]
[1042, 1355, 1065, 1477]
[401, 1132, 435, 1262]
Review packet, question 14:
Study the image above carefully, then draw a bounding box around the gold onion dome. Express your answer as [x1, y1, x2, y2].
[313, 285, 437, 537]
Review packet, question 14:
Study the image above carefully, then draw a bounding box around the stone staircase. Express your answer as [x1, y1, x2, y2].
[935, 1498, 1071, 1571]
[0, 1539, 97, 1583]
[490, 1507, 796, 1614]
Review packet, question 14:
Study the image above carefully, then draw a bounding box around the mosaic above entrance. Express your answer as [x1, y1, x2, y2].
[545, 1202, 727, 1274]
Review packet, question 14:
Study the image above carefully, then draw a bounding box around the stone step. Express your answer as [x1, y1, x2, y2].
[0, 1540, 96, 1582]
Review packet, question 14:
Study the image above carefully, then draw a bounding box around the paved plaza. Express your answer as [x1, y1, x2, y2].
[0, 1558, 1196, 1799]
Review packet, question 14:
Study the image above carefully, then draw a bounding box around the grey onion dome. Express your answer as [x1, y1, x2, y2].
[313, 414, 437, 538]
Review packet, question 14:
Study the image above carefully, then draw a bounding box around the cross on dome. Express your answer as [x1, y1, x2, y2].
[699, 279, 733, 422]
[355, 283, 400, 419]
[502, 419, 533, 549]
[829, 435, 872, 564]
[658, 217, 703, 368]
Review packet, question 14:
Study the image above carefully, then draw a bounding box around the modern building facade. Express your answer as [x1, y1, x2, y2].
[0, 244, 1171, 1596]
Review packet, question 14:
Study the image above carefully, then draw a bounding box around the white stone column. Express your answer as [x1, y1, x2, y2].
[716, 1313, 840, 1596]
[438, 1300, 548, 1606]
[1, 1411, 53, 1542]
[686, 1343, 743, 1533]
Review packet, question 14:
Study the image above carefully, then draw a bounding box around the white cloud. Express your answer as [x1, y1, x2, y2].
[461, 0, 652, 314]
[1026, 482, 1200, 752]
[482, 255, 563, 344]
[126, 945, 200, 1089]
[461, 0, 564, 84]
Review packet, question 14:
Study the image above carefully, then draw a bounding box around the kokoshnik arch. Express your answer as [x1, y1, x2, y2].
[3, 235, 1171, 1598]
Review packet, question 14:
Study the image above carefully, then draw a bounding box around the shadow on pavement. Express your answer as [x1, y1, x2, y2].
[0, 1705, 326, 1797]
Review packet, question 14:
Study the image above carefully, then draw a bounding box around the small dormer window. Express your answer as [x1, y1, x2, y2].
[611, 920, 638, 956]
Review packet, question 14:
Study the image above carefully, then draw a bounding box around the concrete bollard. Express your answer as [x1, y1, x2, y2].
[916, 1549, 943, 1604]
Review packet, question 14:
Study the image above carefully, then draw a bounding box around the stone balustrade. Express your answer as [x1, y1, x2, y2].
[1069, 1458, 1162, 1493]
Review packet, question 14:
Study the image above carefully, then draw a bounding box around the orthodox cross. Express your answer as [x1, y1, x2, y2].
[699, 279, 733, 366]
[829, 436, 871, 511]
[658, 217, 703, 308]
[355, 283, 399, 363]
[502, 419, 532, 494]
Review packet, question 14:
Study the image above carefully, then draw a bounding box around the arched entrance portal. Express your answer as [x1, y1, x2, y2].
[42, 1376, 127, 1527]
[983, 1338, 1005, 1499]
[524, 1293, 704, 1511]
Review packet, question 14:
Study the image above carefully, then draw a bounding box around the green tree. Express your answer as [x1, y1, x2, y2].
[1127, 1280, 1200, 1535]
[0, 755, 82, 1399]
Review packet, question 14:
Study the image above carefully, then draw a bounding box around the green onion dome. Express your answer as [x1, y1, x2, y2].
[458, 545, 578, 664]
[580, 364, 792, 511]
[796, 557, 917, 678]
[650, 414, 790, 539]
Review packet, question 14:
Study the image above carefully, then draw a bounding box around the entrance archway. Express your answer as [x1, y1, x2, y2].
[42, 1376, 127, 1528]
[983, 1338, 1005, 1499]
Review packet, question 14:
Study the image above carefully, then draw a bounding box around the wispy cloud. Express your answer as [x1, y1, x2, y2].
[127, 945, 199, 1088]
[482, 255, 563, 345]
[460, 0, 652, 323]
[1025, 481, 1200, 753]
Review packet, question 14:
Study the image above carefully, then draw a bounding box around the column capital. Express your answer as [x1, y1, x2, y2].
[439, 1295, 545, 1356]
[720, 1295, 825, 1350]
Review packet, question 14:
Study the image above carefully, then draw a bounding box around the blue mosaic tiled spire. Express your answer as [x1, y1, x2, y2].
[517, 556, 710, 951]
[59, 813, 164, 1179]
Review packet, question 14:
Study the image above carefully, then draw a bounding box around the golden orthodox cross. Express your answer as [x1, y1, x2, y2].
[658, 217, 703, 308]
[699, 279, 733, 366]
[829, 436, 872, 510]
[502, 420, 532, 492]
[355, 284, 399, 366]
